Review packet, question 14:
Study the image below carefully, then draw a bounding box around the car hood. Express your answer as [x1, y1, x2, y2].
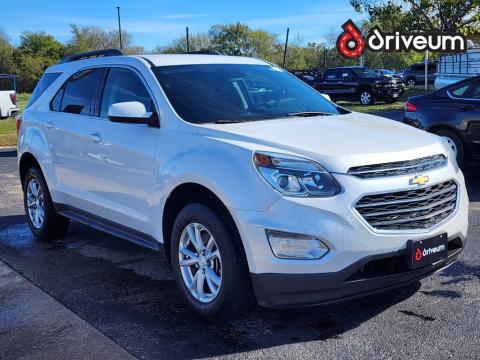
[198, 112, 447, 174]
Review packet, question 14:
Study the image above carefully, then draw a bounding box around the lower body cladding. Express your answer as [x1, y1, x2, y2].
[232, 166, 469, 308]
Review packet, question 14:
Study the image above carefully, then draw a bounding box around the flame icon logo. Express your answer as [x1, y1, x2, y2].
[415, 248, 423, 262]
[337, 19, 365, 59]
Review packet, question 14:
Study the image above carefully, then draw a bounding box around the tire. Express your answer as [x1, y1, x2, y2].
[170, 203, 254, 317]
[406, 78, 416, 87]
[434, 129, 464, 166]
[23, 167, 70, 241]
[384, 98, 397, 104]
[359, 89, 374, 106]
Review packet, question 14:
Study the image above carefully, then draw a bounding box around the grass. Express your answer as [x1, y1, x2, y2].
[0, 93, 30, 147]
[338, 87, 430, 113]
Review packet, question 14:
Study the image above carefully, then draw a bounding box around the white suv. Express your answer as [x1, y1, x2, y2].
[18, 50, 468, 316]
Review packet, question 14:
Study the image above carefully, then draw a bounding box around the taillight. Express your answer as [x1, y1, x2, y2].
[16, 115, 22, 135]
[10, 93, 16, 105]
[405, 101, 417, 112]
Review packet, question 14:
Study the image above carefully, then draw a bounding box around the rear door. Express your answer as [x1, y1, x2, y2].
[458, 80, 480, 156]
[82, 66, 158, 234]
[47, 67, 107, 208]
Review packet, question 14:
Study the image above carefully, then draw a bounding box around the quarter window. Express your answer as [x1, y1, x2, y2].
[100, 68, 154, 118]
[60, 68, 105, 115]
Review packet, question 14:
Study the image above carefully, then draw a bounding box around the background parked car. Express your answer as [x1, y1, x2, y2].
[404, 75, 480, 165]
[403, 61, 438, 86]
[374, 69, 401, 80]
[315, 66, 403, 105]
[290, 69, 322, 87]
[0, 74, 18, 118]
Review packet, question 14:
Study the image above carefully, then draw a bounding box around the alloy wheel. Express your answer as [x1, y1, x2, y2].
[407, 79, 416, 86]
[442, 136, 458, 158]
[360, 91, 371, 105]
[26, 178, 45, 229]
[178, 223, 222, 303]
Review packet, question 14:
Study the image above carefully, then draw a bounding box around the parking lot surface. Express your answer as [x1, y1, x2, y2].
[1, 147, 479, 360]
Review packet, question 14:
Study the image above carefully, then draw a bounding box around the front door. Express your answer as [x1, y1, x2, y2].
[82, 66, 158, 234]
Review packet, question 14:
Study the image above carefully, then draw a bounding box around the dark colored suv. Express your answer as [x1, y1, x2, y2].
[315, 67, 403, 105]
[403, 62, 437, 86]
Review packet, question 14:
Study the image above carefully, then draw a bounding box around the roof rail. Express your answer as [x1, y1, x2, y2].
[59, 49, 123, 64]
[187, 50, 222, 55]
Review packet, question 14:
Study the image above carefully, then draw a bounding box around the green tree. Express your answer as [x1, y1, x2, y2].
[13, 31, 64, 91]
[155, 32, 211, 54]
[65, 24, 144, 55]
[0, 30, 14, 74]
[350, 0, 480, 34]
[209, 23, 280, 59]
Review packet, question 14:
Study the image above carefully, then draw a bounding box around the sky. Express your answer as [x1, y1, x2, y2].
[3, 0, 366, 50]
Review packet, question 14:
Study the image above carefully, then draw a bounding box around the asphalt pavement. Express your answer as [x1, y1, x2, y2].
[1, 141, 479, 359]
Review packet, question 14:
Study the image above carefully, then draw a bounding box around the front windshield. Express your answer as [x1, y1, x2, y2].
[382, 70, 394, 75]
[153, 64, 343, 124]
[352, 68, 379, 78]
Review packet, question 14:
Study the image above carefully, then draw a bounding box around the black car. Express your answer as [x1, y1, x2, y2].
[290, 69, 321, 87]
[315, 67, 404, 105]
[402, 62, 437, 87]
[404, 75, 480, 165]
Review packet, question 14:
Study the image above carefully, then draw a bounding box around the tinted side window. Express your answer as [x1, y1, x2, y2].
[470, 81, 480, 99]
[100, 68, 154, 118]
[50, 85, 65, 111]
[61, 68, 105, 115]
[27, 72, 62, 108]
[325, 70, 340, 80]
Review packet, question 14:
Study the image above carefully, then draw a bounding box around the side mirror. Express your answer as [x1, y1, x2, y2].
[108, 101, 159, 127]
[320, 93, 331, 101]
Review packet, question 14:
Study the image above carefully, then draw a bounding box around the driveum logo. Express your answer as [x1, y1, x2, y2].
[337, 19, 467, 59]
[337, 20, 366, 59]
[415, 244, 446, 262]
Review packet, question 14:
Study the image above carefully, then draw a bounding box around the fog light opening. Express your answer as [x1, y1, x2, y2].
[265, 229, 329, 260]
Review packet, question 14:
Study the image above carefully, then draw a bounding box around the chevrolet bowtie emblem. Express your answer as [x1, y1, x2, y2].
[410, 175, 429, 186]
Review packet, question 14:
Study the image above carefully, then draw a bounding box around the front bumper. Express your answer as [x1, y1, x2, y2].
[251, 236, 463, 308]
[373, 87, 403, 99]
[231, 162, 469, 307]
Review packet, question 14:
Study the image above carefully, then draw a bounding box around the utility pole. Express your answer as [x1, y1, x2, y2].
[282, 28, 290, 68]
[186, 27, 190, 53]
[424, 50, 429, 90]
[117, 6, 123, 50]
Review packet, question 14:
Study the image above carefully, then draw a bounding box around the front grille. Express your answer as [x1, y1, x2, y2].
[348, 154, 447, 179]
[355, 180, 457, 230]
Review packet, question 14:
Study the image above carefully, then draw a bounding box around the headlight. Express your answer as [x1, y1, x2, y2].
[253, 151, 341, 197]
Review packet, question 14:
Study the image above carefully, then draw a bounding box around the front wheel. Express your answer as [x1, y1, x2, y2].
[170, 203, 254, 317]
[359, 89, 374, 105]
[23, 167, 70, 241]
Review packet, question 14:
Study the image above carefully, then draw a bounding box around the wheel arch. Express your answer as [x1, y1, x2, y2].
[162, 182, 247, 265]
[427, 124, 469, 155]
[19, 152, 42, 186]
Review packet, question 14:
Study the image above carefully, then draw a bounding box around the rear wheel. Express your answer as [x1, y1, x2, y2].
[359, 89, 374, 106]
[406, 78, 416, 87]
[23, 167, 70, 241]
[434, 129, 464, 166]
[170, 203, 254, 317]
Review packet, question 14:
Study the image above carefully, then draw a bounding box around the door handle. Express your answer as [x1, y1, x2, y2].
[460, 105, 474, 112]
[89, 133, 103, 143]
[45, 121, 54, 130]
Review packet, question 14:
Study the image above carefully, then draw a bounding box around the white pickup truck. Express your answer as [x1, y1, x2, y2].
[435, 41, 480, 89]
[0, 74, 19, 118]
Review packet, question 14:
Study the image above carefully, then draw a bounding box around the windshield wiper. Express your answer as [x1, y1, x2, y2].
[213, 119, 245, 124]
[286, 111, 334, 117]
